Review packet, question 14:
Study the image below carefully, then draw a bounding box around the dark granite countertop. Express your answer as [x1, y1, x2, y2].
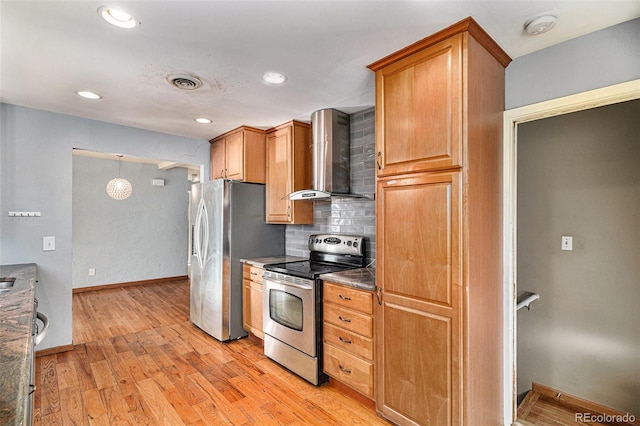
[320, 267, 376, 291]
[0, 263, 37, 426]
[240, 255, 306, 268]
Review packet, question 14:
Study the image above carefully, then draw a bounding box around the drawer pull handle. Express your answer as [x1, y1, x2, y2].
[339, 365, 352, 374]
[338, 316, 351, 323]
[376, 152, 382, 170]
[338, 294, 351, 301]
[339, 336, 352, 344]
[250, 272, 258, 276]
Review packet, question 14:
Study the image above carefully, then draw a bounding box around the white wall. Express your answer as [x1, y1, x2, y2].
[506, 18, 640, 109]
[0, 104, 210, 350]
[72, 156, 190, 288]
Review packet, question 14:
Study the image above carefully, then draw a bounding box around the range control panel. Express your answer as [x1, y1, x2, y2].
[308, 234, 364, 257]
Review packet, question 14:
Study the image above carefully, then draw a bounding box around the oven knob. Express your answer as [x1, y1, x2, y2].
[353, 242, 358, 248]
[347, 241, 352, 246]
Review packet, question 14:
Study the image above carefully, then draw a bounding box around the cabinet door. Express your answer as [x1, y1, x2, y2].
[249, 282, 263, 338]
[376, 172, 462, 426]
[265, 128, 292, 222]
[210, 139, 226, 180]
[225, 131, 245, 181]
[375, 34, 462, 177]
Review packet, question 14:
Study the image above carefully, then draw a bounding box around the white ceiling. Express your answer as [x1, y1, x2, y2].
[2, 1, 639, 141]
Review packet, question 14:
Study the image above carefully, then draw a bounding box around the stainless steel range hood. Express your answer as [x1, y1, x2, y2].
[288, 108, 366, 200]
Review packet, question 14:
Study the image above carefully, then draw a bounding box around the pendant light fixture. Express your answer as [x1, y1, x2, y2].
[106, 155, 133, 200]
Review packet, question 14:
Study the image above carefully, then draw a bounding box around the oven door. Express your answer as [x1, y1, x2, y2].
[262, 272, 316, 357]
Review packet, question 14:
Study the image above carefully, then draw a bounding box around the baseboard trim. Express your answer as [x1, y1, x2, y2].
[532, 382, 639, 425]
[36, 344, 74, 357]
[73, 275, 188, 294]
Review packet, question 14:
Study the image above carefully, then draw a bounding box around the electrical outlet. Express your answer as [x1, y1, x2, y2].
[561, 236, 573, 251]
[89, 268, 96, 276]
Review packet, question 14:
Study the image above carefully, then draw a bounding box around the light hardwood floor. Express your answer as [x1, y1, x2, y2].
[34, 279, 391, 425]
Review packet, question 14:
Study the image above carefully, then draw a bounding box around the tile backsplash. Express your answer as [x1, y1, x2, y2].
[285, 107, 376, 266]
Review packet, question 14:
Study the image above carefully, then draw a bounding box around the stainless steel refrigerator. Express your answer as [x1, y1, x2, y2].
[189, 179, 285, 341]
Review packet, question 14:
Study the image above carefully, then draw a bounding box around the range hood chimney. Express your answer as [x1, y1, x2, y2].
[289, 108, 366, 200]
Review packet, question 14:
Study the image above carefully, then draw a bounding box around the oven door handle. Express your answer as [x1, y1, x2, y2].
[263, 276, 313, 291]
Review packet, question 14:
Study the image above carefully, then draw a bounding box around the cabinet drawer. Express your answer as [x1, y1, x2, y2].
[242, 265, 263, 282]
[324, 304, 373, 338]
[324, 322, 373, 361]
[324, 282, 373, 315]
[324, 344, 373, 398]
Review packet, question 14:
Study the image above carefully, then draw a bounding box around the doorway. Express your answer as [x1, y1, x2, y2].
[71, 149, 202, 292]
[502, 79, 640, 424]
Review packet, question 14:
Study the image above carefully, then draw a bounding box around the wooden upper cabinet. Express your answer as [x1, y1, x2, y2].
[210, 139, 226, 180]
[265, 120, 313, 224]
[224, 131, 245, 180]
[209, 126, 266, 183]
[368, 18, 511, 178]
[373, 35, 462, 176]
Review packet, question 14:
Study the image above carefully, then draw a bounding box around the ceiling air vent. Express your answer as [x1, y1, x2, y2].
[166, 73, 203, 90]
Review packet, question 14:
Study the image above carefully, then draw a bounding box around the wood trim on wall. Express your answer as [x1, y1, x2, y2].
[72, 275, 188, 294]
[530, 383, 640, 426]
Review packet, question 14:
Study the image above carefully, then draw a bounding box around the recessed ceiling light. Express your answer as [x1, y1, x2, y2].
[195, 117, 212, 124]
[524, 15, 557, 35]
[262, 71, 287, 85]
[76, 91, 102, 100]
[98, 6, 138, 29]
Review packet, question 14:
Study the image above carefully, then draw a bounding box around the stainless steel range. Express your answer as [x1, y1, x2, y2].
[262, 234, 366, 385]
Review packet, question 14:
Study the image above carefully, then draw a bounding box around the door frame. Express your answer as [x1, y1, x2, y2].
[501, 79, 640, 425]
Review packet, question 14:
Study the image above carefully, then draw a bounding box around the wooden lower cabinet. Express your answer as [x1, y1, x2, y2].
[242, 264, 264, 339]
[323, 281, 374, 399]
[376, 172, 461, 426]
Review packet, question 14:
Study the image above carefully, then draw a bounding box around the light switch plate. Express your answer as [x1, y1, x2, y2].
[561, 236, 573, 251]
[43, 236, 55, 251]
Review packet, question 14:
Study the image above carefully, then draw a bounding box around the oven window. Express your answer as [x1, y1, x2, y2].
[269, 289, 303, 331]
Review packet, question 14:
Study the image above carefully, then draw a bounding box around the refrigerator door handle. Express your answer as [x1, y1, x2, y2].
[200, 201, 209, 265]
[194, 197, 209, 268]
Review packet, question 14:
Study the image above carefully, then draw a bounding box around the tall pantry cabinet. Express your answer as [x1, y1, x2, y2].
[368, 18, 511, 426]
